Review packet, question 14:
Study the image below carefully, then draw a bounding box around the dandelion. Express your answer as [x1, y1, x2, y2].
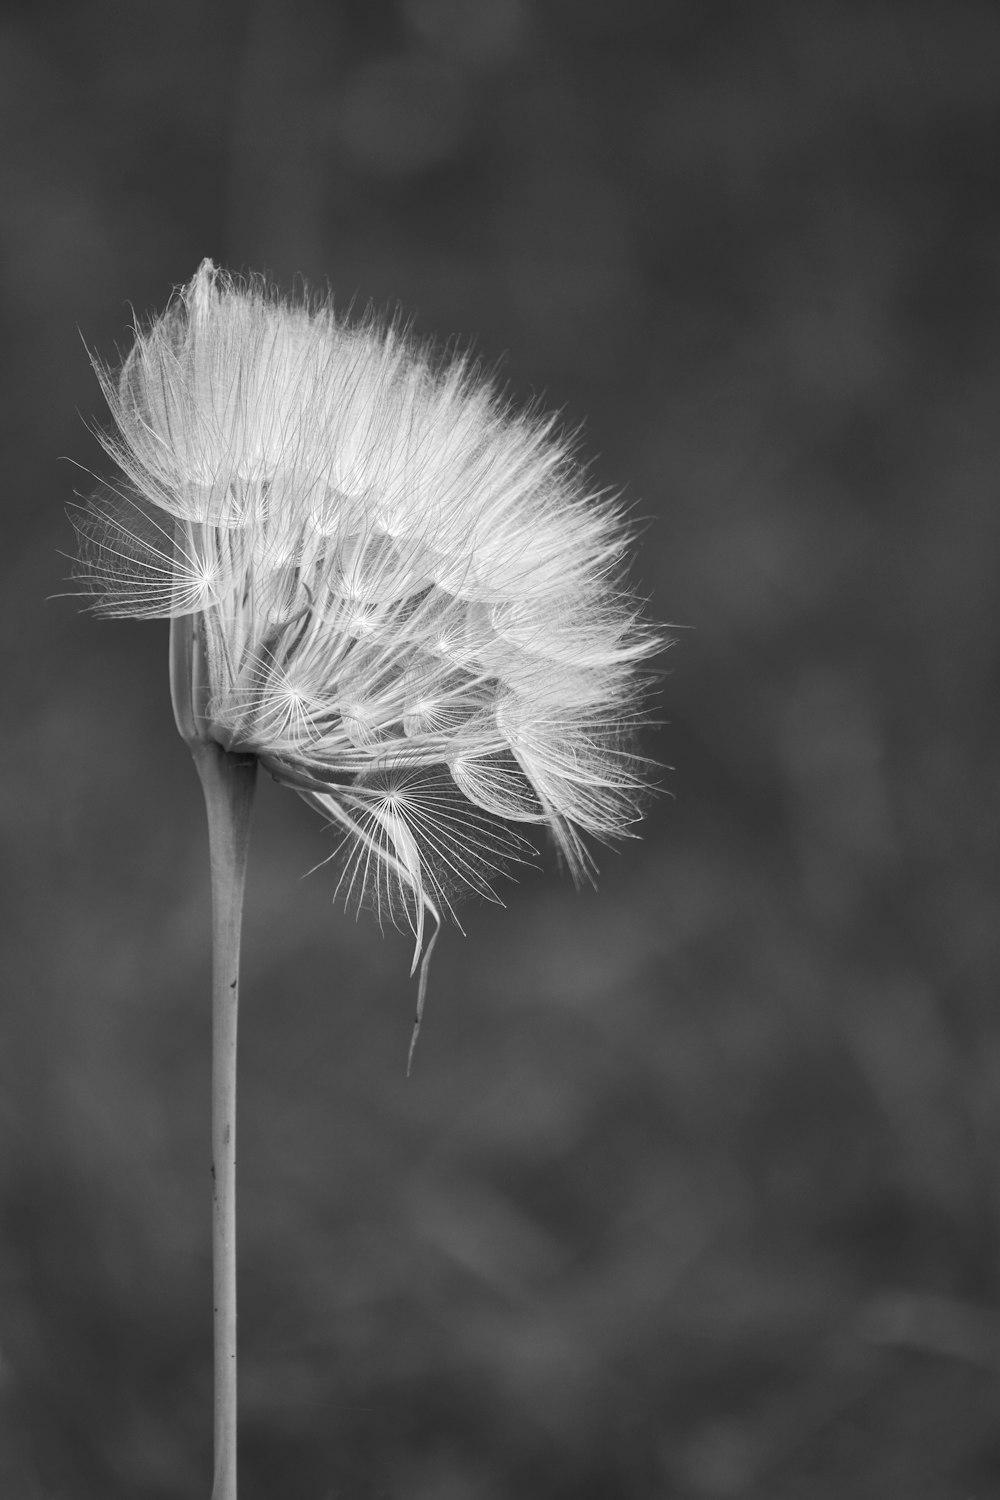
[72, 260, 660, 1499]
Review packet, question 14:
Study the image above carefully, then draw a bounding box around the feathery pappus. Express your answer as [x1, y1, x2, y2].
[74, 260, 661, 1035]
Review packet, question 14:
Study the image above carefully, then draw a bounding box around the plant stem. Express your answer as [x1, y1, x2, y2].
[193, 738, 257, 1500]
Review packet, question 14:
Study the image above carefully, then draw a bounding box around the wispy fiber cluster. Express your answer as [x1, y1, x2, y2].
[75, 261, 659, 966]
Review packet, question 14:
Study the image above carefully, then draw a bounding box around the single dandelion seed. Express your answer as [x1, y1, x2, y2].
[71, 260, 663, 1500]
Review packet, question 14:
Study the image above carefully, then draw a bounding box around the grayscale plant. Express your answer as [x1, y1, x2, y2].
[72, 260, 661, 1499]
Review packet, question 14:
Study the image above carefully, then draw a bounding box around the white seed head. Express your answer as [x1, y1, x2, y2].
[74, 260, 661, 958]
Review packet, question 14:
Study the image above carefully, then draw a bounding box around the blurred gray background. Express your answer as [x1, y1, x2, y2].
[3, 1, 1000, 1496]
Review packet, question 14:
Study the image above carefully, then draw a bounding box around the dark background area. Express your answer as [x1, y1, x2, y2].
[3, 1, 1000, 1496]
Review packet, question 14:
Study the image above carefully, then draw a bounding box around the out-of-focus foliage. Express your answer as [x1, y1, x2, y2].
[2, 1, 999, 1496]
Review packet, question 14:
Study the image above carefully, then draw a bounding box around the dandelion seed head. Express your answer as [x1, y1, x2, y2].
[74, 259, 662, 960]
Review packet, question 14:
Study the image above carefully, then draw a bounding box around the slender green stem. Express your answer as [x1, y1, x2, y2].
[193, 738, 257, 1500]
